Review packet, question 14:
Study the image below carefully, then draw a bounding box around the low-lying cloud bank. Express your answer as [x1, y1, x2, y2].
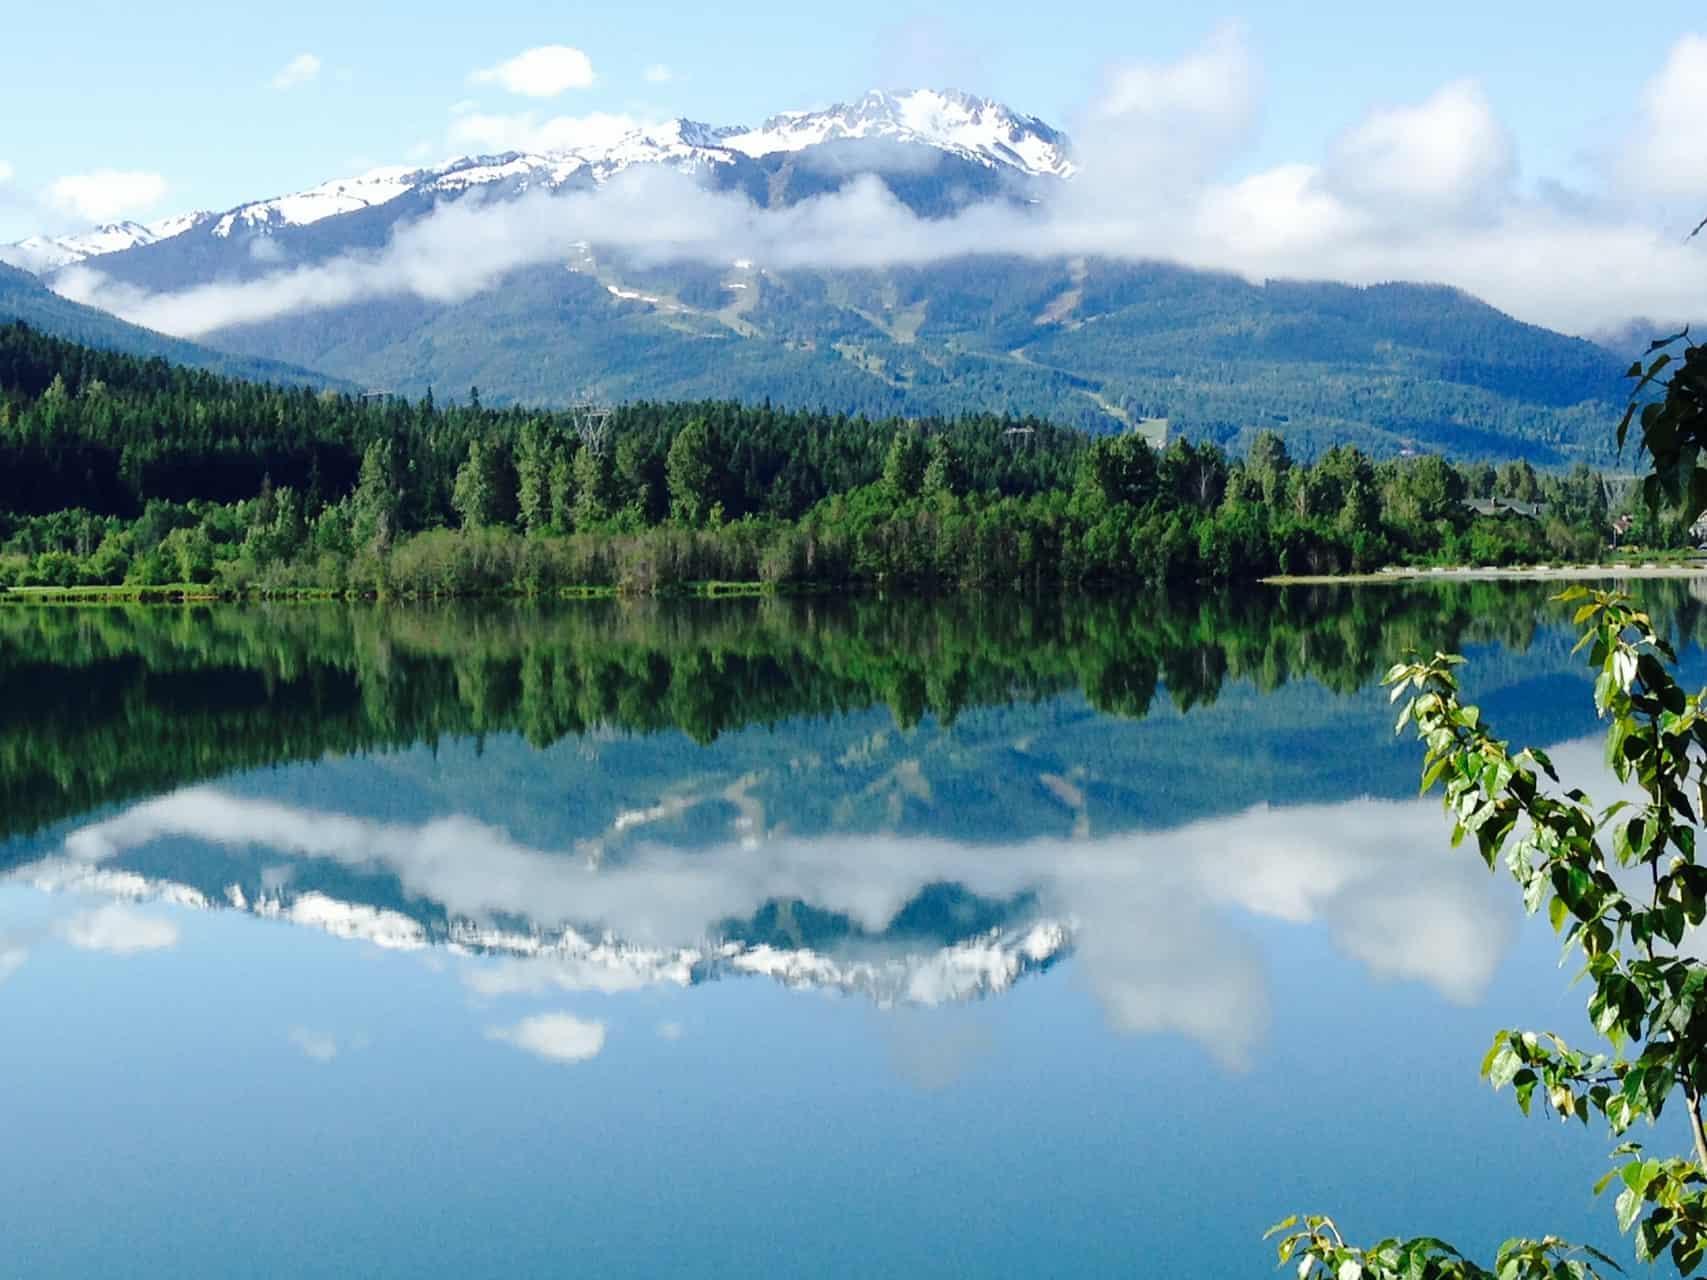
[53, 23, 1707, 342]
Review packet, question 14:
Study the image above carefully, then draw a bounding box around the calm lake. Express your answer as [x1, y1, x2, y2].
[4, 582, 1702, 1276]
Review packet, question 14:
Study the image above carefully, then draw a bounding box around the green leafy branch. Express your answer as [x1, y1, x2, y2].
[1276, 589, 1707, 1274]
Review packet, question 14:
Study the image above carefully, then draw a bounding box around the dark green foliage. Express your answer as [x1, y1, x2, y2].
[0, 577, 1643, 846]
[0, 323, 1636, 596]
[1621, 334, 1707, 524]
[666, 419, 717, 526]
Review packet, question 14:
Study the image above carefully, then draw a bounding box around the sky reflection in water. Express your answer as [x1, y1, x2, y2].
[2, 585, 1699, 1276]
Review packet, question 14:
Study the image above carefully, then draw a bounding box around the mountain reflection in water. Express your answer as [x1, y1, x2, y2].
[3, 581, 1701, 1277]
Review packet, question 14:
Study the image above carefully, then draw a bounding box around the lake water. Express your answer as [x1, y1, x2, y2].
[4, 583, 1703, 1277]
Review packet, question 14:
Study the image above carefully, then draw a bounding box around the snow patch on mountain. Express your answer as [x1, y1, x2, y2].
[723, 89, 1074, 177]
[1, 89, 1072, 275]
[0, 211, 215, 272]
[211, 165, 432, 238]
[9, 855, 1073, 1008]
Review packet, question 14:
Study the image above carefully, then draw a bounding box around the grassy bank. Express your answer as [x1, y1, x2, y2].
[0, 579, 784, 605]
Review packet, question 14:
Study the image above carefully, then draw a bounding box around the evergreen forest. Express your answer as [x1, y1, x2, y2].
[0, 322, 1674, 598]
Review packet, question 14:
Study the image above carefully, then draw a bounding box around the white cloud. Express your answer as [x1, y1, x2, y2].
[47, 170, 168, 223]
[643, 64, 673, 84]
[1322, 79, 1515, 222]
[270, 53, 322, 91]
[1078, 20, 1260, 193]
[47, 763, 1535, 1070]
[39, 28, 1707, 359]
[1618, 33, 1707, 204]
[465, 954, 661, 996]
[447, 110, 647, 155]
[59, 903, 179, 954]
[0, 945, 24, 983]
[0, 161, 13, 184]
[487, 1012, 607, 1063]
[656, 1020, 684, 1041]
[471, 45, 595, 98]
[289, 1027, 338, 1062]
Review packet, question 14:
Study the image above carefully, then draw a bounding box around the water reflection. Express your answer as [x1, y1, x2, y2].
[6, 580, 1687, 845]
[3, 584, 1689, 1277]
[11, 749, 1557, 1069]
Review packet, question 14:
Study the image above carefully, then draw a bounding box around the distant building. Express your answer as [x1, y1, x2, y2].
[1463, 497, 1545, 519]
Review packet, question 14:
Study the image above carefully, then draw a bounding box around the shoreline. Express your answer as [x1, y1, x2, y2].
[9, 561, 1707, 604]
[1265, 561, 1707, 585]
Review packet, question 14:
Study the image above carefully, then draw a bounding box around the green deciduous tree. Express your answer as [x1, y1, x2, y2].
[666, 418, 716, 526]
[881, 428, 928, 502]
[922, 436, 964, 499]
[351, 440, 401, 550]
[452, 438, 516, 530]
[1276, 342, 1707, 1278]
[572, 445, 617, 530]
[515, 420, 552, 535]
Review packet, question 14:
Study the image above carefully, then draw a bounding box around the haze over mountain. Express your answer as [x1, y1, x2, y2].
[0, 259, 339, 387]
[0, 86, 1649, 462]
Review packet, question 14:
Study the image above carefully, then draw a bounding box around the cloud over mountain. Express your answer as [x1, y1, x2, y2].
[48, 170, 169, 222]
[35, 27, 1707, 340]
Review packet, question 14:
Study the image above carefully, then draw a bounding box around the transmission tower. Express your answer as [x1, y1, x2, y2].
[569, 392, 615, 454]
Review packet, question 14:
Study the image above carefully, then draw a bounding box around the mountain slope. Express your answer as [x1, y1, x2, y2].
[201, 253, 1628, 463]
[0, 88, 1632, 463]
[0, 261, 340, 387]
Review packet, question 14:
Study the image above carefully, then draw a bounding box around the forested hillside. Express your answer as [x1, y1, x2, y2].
[0, 324, 1658, 598]
[199, 255, 1627, 464]
[0, 261, 338, 388]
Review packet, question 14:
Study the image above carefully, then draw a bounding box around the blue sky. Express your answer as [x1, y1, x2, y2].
[0, 0, 1699, 240]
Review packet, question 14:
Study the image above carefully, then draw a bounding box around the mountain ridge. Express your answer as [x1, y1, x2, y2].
[0, 87, 1636, 463]
[0, 88, 1071, 273]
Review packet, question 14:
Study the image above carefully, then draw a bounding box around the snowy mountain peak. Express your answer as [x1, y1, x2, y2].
[0, 213, 214, 274]
[1, 89, 1072, 273]
[724, 88, 1074, 176]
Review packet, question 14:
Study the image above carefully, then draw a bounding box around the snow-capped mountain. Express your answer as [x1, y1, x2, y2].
[0, 89, 1070, 272]
[14, 854, 1073, 1009]
[0, 211, 214, 273]
[723, 89, 1073, 176]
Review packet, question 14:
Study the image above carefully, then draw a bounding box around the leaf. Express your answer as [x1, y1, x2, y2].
[1616, 1186, 1642, 1234]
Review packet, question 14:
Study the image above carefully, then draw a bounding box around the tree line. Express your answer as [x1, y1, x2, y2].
[0, 322, 1670, 596]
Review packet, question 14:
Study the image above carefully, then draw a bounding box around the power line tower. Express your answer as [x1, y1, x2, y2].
[569, 393, 615, 454]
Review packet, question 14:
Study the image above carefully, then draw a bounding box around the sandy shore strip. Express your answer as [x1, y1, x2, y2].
[1265, 561, 1707, 585]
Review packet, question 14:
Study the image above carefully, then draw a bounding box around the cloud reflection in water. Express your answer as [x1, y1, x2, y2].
[14, 745, 1549, 1068]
